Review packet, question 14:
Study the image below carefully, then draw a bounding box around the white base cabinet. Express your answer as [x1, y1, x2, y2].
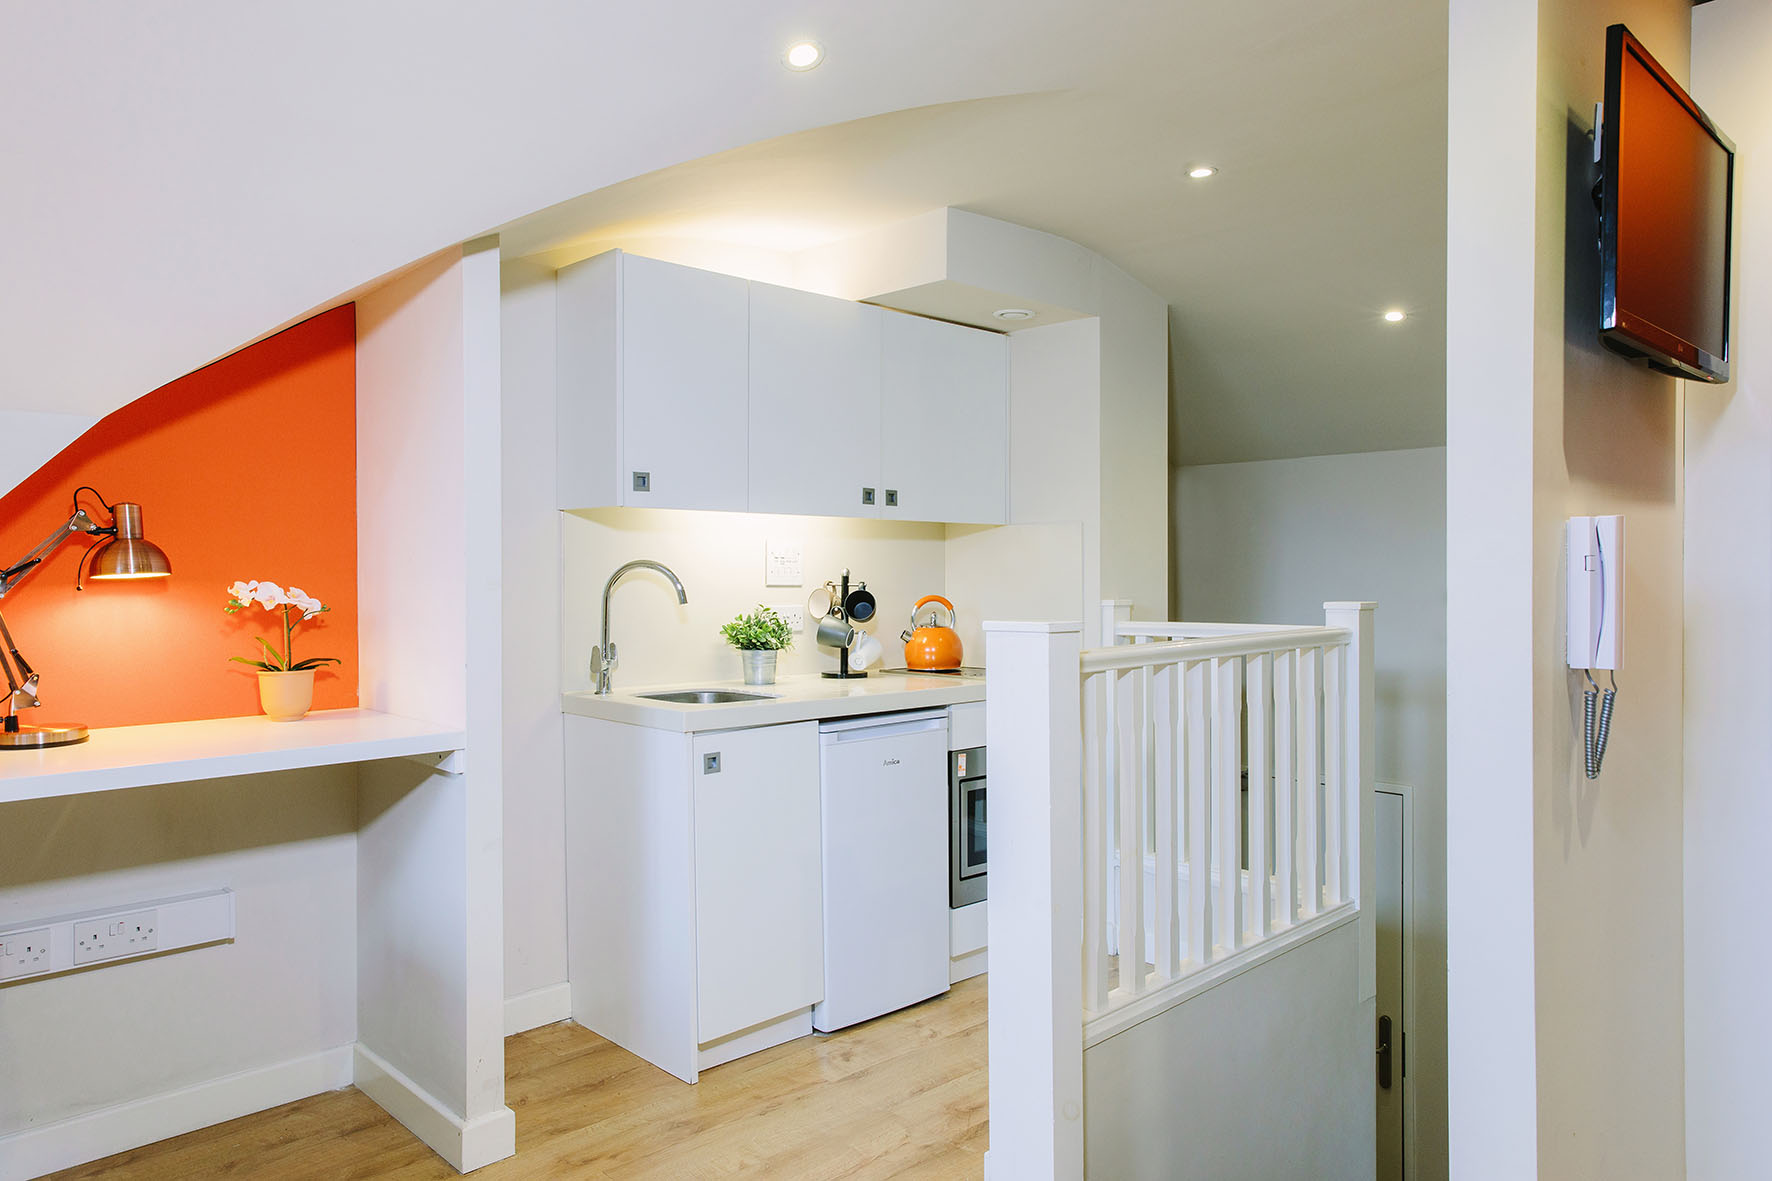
[693, 725, 823, 1044]
[563, 715, 821, 1082]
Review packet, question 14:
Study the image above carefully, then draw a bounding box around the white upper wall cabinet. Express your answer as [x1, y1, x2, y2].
[555, 253, 1008, 524]
[880, 312, 1008, 525]
[747, 282, 884, 519]
[556, 251, 749, 511]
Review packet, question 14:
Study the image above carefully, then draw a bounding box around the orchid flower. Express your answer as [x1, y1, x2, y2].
[223, 578, 340, 675]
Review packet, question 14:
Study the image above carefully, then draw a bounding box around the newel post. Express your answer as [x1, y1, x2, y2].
[1325, 601, 1377, 1002]
[984, 620, 1084, 1181]
[1101, 599, 1133, 646]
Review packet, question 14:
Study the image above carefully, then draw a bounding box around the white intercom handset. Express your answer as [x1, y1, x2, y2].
[1567, 516, 1623, 779]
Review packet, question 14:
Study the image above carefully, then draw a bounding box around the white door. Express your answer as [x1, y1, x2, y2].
[1376, 787, 1408, 1180]
[748, 282, 882, 518]
[814, 711, 951, 1032]
[692, 723, 823, 1045]
[621, 253, 749, 511]
[880, 312, 1008, 524]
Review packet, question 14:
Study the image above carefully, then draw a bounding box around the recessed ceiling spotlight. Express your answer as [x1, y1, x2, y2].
[783, 40, 824, 71]
[1383, 309, 1407, 323]
[994, 308, 1035, 321]
[1187, 165, 1218, 180]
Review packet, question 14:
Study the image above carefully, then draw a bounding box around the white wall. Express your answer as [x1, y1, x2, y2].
[1008, 319, 1102, 642]
[1083, 923, 1371, 1180]
[0, 770, 357, 1146]
[1175, 445, 1447, 1176]
[945, 521, 1086, 660]
[1684, 5, 1771, 1178]
[0, 411, 94, 500]
[499, 258, 569, 1007]
[560, 509, 949, 690]
[1446, 0, 1691, 1176]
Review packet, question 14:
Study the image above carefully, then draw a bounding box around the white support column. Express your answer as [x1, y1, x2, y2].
[1325, 602, 1376, 1002]
[985, 620, 1084, 1181]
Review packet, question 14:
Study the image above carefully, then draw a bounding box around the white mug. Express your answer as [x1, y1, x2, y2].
[849, 630, 884, 670]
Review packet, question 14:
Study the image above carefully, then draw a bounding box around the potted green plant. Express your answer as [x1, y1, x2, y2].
[225, 580, 342, 721]
[720, 605, 793, 686]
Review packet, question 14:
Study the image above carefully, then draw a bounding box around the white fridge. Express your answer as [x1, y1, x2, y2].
[813, 708, 952, 1033]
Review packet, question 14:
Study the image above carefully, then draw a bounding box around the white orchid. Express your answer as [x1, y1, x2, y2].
[285, 586, 326, 620]
[223, 577, 340, 675]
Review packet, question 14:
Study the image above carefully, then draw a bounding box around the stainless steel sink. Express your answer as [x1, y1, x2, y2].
[634, 689, 777, 704]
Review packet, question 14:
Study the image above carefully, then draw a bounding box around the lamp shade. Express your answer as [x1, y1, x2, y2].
[87, 502, 171, 581]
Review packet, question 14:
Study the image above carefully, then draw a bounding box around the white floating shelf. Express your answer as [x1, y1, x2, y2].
[0, 709, 467, 805]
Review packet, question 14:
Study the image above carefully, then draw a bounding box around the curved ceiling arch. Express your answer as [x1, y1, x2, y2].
[1, 0, 1183, 419]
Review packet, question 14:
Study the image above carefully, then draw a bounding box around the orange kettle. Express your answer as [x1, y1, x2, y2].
[901, 595, 964, 670]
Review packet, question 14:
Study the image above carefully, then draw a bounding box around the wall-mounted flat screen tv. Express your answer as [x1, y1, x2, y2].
[1598, 23, 1735, 383]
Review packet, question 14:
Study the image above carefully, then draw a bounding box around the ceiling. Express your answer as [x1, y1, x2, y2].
[2, 0, 1445, 468]
[502, 3, 1449, 466]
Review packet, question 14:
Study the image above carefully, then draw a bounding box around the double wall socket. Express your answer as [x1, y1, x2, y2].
[770, 603, 806, 633]
[74, 909, 159, 965]
[0, 889, 232, 986]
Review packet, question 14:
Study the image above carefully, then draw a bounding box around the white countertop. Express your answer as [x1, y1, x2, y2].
[0, 709, 467, 805]
[561, 672, 984, 733]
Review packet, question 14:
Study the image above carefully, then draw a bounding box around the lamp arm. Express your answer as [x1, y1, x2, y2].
[0, 509, 103, 598]
[0, 602, 28, 695]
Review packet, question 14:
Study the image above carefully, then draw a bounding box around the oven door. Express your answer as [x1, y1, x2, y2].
[951, 747, 987, 908]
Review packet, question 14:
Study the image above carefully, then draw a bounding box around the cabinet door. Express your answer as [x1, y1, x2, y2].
[621, 254, 749, 511]
[880, 313, 1008, 524]
[692, 722, 823, 1044]
[748, 282, 882, 518]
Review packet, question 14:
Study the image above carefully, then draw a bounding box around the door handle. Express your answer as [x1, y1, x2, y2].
[1376, 1013, 1393, 1090]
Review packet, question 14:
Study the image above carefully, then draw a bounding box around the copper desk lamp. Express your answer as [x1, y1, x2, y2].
[0, 487, 171, 749]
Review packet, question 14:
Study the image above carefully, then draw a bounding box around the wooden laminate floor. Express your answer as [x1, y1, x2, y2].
[47, 975, 987, 1180]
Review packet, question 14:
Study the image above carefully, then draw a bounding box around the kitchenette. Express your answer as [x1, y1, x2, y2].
[547, 247, 1018, 1083]
[516, 218, 1162, 1086]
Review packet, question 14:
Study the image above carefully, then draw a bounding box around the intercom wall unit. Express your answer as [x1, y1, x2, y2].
[1567, 515, 1624, 671]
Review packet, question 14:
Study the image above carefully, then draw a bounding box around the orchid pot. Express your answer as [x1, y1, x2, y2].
[257, 669, 317, 722]
[226, 580, 342, 722]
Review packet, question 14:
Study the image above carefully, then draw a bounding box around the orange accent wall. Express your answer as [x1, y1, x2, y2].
[0, 306, 358, 728]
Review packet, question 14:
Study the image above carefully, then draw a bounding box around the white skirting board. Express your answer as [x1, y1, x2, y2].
[504, 981, 574, 1035]
[353, 1045, 516, 1173]
[951, 948, 988, 983]
[697, 1008, 814, 1071]
[0, 1044, 354, 1181]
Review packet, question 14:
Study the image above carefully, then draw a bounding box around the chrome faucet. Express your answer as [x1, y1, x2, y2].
[591, 560, 688, 695]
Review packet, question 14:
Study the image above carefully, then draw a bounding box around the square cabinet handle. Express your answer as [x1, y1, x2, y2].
[632, 471, 651, 493]
[703, 752, 721, 774]
[884, 489, 899, 508]
[861, 487, 876, 506]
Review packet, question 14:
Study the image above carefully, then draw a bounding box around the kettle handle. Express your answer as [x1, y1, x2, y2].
[910, 595, 956, 628]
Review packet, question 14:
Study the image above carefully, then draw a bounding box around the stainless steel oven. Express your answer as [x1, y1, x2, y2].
[950, 745, 986, 908]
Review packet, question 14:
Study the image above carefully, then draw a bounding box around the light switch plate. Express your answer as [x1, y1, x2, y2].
[765, 540, 803, 587]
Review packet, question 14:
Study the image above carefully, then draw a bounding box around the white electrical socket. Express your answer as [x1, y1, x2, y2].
[73, 908, 159, 965]
[0, 928, 52, 980]
[771, 603, 806, 633]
